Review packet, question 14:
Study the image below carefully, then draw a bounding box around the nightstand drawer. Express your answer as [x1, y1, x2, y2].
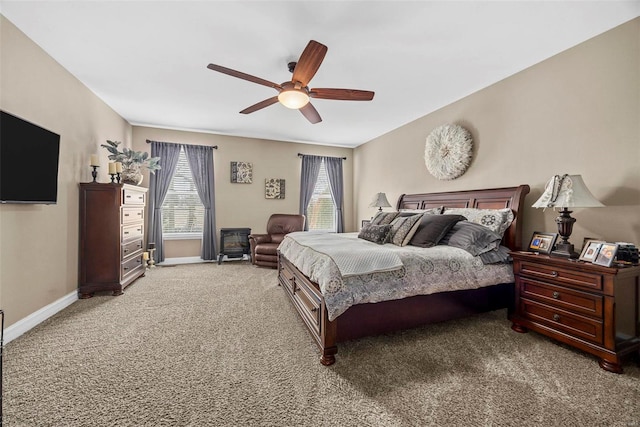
[519, 278, 603, 318]
[121, 254, 144, 278]
[519, 261, 602, 291]
[121, 239, 143, 260]
[520, 299, 603, 345]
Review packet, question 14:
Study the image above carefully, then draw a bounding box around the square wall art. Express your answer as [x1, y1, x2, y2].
[265, 178, 285, 199]
[230, 161, 253, 183]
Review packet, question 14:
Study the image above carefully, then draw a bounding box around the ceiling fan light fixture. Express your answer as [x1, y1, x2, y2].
[278, 89, 309, 109]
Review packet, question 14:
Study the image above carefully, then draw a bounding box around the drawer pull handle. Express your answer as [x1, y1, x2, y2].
[553, 314, 560, 322]
[550, 271, 558, 277]
[124, 213, 130, 217]
[311, 307, 318, 312]
[124, 266, 129, 271]
[552, 292, 560, 299]
[126, 195, 131, 198]
[124, 249, 129, 253]
[124, 231, 129, 235]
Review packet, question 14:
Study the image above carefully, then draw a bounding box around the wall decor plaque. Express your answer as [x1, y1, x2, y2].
[424, 124, 473, 180]
[231, 161, 253, 183]
[265, 178, 285, 199]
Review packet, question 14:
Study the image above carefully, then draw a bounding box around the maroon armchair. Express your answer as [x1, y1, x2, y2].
[249, 214, 305, 268]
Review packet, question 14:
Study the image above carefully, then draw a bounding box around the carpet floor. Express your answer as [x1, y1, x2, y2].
[3, 263, 640, 426]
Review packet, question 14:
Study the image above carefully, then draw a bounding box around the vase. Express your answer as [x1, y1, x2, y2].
[121, 163, 143, 185]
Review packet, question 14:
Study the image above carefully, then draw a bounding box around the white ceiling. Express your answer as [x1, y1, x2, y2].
[1, 1, 638, 148]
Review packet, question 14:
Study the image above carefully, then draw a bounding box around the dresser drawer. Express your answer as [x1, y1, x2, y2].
[122, 223, 144, 242]
[122, 187, 146, 205]
[519, 261, 602, 291]
[519, 278, 603, 318]
[121, 239, 143, 260]
[520, 298, 603, 345]
[121, 254, 144, 278]
[121, 207, 144, 224]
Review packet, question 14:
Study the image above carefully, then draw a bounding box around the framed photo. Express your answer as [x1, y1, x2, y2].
[527, 231, 558, 255]
[593, 243, 618, 267]
[579, 240, 604, 262]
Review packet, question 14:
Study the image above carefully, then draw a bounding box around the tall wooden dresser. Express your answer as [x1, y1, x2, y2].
[79, 183, 147, 298]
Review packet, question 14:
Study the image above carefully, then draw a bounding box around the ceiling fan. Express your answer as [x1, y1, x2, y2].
[207, 40, 375, 124]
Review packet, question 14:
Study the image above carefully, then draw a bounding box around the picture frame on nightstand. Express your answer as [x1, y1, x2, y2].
[527, 231, 558, 255]
[593, 242, 618, 267]
[579, 240, 604, 263]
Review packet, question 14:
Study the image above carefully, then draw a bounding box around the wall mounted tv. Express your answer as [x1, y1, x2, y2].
[1, 110, 61, 204]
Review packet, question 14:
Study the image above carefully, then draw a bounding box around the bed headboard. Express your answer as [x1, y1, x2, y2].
[396, 185, 530, 251]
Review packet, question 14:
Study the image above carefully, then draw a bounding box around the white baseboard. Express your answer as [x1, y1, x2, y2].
[160, 256, 216, 265]
[3, 291, 78, 344]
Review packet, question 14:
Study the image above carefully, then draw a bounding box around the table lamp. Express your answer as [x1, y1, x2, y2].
[532, 174, 604, 258]
[369, 192, 392, 212]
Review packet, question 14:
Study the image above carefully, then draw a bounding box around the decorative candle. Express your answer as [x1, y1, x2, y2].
[143, 251, 149, 260]
[115, 162, 123, 173]
[108, 163, 116, 174]
[148, 242, 155, 249]
[90, 154, 99, 166]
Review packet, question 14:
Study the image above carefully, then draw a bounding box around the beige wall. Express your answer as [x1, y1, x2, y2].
[132, 127, 353, 258]
[0, 16, 133, 326]
[355, 18, 640, 248]
[2, 14, 637, 330]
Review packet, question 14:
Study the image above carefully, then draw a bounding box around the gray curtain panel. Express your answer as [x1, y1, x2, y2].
[299, 155, 322, 231]
[148, 141, 182, 262]
[323, 156, 345, 233]
[184, 144, 217, 260]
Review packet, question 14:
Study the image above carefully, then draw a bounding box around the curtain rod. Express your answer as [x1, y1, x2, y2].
[297, 153, 346, 160]
[146, 139, 218, 149]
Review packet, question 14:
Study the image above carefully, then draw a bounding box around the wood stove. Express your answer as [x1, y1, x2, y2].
[218, 228, 251, 264]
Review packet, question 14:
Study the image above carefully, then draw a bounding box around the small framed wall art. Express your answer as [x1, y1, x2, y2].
[527, 231, 558, 255]
[265, 178, 285, 199]
[593, 243, 618, 267]
[231, 161, 253, 183]
[578, 240, 604, 263]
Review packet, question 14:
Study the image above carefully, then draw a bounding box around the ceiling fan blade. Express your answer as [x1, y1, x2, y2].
[240, 96, 279, 114]
[207, 64, 281, 90]
[291, 40, 327, 87]
[299, 102, 322, 124]
[309, 88, 375, 101]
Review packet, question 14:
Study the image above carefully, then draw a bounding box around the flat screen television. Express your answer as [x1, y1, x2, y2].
[1, 110, 61, 204]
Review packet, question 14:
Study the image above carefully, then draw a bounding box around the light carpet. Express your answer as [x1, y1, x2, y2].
[4, 263, 640, 426]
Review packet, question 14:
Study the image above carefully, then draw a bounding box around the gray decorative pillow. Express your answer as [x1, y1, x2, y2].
[358, 224, 392, 244]
[440, 221, 502, 256]
[478, 246, 512, 264]
[442, 207, 514, 236]
[398, 206, 443, 216]
[387, 214, 424, 246]
[409, 214, 467, 248]
[370, 211, 399, 226]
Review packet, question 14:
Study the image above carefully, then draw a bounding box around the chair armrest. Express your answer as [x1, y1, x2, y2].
[249, 234, 272, 244]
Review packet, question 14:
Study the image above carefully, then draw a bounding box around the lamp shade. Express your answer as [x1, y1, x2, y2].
[532, 174, 604, 209]
[369, 192, 392, 209]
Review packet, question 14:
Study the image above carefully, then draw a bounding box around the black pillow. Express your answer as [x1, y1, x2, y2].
[358, 224, 392, 244]
[440, 221, 502, 256]
[409, 215, 467, 248]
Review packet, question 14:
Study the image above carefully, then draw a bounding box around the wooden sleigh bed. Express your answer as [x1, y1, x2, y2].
[277, 185, 530, 365]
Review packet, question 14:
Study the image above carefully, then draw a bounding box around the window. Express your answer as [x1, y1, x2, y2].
[161, 148, 204, 239]
[306, 159, 336, 232]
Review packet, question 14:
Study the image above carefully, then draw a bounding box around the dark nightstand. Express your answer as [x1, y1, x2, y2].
[509, 251, 640, 373]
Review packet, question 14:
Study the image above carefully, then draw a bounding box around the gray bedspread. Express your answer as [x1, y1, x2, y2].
[278, 232, 514, 321]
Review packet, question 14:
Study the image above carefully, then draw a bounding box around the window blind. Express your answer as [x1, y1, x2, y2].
[162, 148, 204, 236]
[307, 159, 336, 232]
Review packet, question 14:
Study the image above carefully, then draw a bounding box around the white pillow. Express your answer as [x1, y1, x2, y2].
[442, 207, 514, 236]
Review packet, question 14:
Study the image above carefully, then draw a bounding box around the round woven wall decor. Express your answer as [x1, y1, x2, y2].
[424, 124, 473, 180]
